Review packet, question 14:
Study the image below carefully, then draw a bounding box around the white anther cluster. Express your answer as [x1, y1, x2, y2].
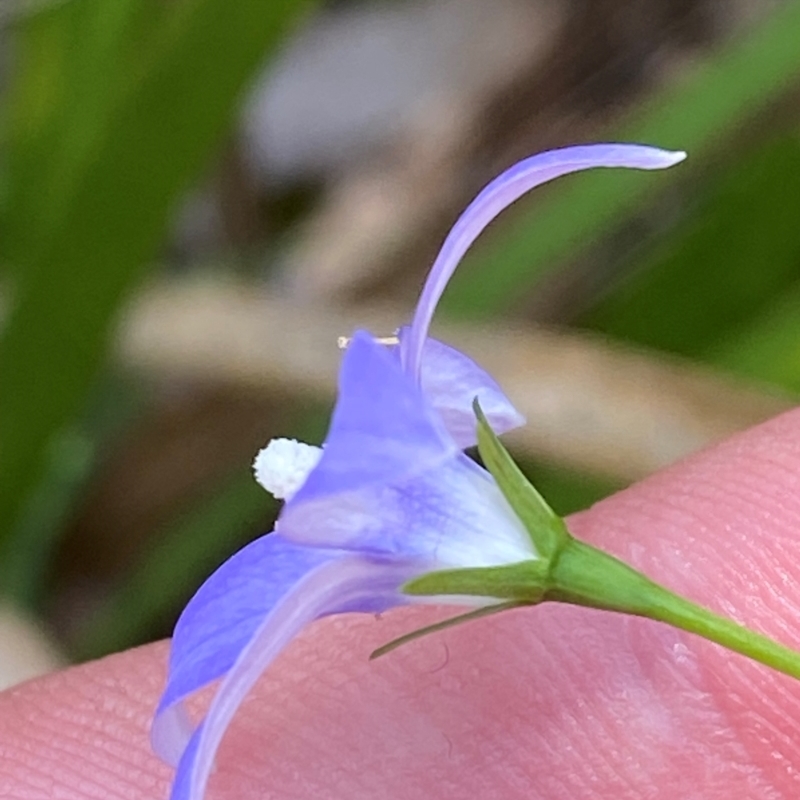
[252, 438, 323, 500]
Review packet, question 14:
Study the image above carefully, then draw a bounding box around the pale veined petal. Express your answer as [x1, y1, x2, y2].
[410, 331, 525, 448]
[281, 334, 534, 566]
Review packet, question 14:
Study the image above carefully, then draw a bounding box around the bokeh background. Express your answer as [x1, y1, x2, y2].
[2, 0, 800, 684]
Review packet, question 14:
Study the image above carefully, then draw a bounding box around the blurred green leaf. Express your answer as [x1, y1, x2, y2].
[0, 0, 311, 594]
[580, 134, 800, 356]
[707, 281, 800, 393]
[4, 427, 95, 609]
[441, 1, 800, 319]
[3, 373, 145, 609]
[3, 0, 168, 259]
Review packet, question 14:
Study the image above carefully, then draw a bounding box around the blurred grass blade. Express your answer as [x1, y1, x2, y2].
[3, 428, 95, 609]
[2, 0, 169, 260]
[3, 373, 145, 609]
[707, 282, 800, 393]
[441, 1, 800, 318]
[580, 134, 800, 356]
[0, 0, 311, 593]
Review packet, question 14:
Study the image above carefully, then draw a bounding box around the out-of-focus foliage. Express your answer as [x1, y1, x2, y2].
[0, 0, 310, 599]
[711, 284, 800, 392]
[582, 134, 800, 358]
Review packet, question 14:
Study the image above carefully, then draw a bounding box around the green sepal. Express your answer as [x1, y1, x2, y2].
[473, 399, 569, 559]
[370, 601, 524, 660]
[403, 559, 549, 602]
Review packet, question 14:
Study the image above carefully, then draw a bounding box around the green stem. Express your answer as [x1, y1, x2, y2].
[549, 537, 800, 681]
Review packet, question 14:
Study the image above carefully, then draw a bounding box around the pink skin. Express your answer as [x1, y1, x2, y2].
[3, 409, 800, 798]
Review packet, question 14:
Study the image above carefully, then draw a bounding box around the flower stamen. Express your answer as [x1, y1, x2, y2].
[253, 438, 323, 500]
[338, 334, 399, 350]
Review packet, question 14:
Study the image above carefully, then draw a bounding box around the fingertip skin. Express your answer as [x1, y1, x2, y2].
[569, 407, 800, 791]
[3, 409, 800, 798]
[0, 641, 173, 800]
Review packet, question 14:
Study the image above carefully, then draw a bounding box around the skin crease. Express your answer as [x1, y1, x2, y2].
[4, 411, 800, 798]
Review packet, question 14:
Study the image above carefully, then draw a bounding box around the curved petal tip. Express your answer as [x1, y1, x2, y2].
[404, 142, 687, 377]
[661, 149, 688, 166]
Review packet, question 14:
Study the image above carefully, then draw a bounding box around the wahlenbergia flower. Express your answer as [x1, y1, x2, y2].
[152, 144, 688, 800]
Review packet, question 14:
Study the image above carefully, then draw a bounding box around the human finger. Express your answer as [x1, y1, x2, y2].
[4, 408, 800, 798]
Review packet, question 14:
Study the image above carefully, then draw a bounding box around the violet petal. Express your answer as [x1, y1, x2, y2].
[285, 453, 534, 566]
[152, 534, 343, 766]
[169, 554, 419, 800]
[408, 330, 525, 448]
[280, 334, 533, 566]
[291, 330, 457, 505]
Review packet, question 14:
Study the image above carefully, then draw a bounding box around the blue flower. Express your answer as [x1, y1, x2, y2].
[152, 144, 685, 800]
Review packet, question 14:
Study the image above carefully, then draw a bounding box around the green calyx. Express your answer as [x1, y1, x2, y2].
[380, 402, 800, 684]
[472, 399, 569, 559]
[403, 559, 549, 603]
[401, 400, 571, 603]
